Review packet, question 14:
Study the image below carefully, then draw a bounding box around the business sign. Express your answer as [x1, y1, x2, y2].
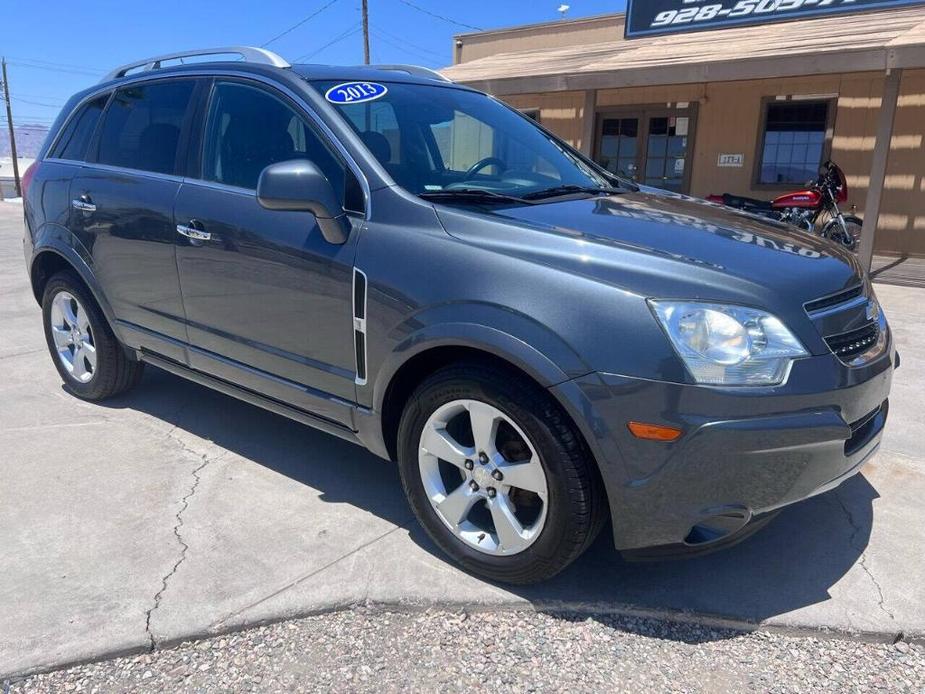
[718, 153, 745, 167]
[625, 0, 925, 38]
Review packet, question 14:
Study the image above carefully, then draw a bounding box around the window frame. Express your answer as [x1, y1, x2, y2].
[752, 96, 836, 190]
[47, 93, 112, 163]
[87, 77, 200, 177]
[197, 77, 364, 215]
[593, 103, 700, 195]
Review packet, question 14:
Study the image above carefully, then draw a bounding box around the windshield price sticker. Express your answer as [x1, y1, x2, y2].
[325, 82, 388, 105]
[625, 0, 925, 38]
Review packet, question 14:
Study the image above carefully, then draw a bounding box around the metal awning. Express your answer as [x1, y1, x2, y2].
[441, 6, 925, 94]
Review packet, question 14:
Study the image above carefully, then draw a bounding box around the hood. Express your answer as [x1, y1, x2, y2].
[436, 190, 863, 307]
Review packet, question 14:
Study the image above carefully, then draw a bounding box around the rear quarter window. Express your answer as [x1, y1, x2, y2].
[96, 80, 195, 175]
[49, 95, 109, 161]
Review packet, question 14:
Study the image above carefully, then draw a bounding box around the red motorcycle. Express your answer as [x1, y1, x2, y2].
[707, 161, 862, 251]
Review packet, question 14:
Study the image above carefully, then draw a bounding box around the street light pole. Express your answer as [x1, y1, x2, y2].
[1, 57, 22, 198]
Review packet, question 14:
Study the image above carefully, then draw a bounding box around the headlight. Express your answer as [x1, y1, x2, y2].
[649, 301, 808, 386]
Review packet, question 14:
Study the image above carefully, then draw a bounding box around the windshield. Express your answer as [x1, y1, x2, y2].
[310, 80, 623, 200]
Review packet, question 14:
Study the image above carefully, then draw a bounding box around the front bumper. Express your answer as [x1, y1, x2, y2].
[552, 339, 895, 552]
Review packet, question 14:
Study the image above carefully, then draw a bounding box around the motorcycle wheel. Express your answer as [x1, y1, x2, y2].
[823, 215, 863, 252]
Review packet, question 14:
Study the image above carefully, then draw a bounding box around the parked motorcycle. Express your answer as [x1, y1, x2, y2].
[707, 161, 862, 251]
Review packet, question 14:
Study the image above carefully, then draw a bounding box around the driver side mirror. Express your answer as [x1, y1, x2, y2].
[257, 160, 349, 245]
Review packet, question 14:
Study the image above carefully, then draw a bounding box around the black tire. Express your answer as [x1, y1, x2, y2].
[823, 215, 863, 252]
[42, 270, 144, 401]
[397, 362, 606, 584]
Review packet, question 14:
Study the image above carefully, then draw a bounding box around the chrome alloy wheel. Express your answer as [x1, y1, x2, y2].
[49, 291, 97, 383]
[418, 399, 549, 556]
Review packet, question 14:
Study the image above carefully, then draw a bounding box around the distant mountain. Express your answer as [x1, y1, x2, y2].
[0, 124, 50, 158]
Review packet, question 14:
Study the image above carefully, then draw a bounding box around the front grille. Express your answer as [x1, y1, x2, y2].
[825, 322, 880, 360]
[804, 285, 863, 314]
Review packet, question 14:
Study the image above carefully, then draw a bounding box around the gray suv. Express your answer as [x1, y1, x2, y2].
[22, 47, 895, 583]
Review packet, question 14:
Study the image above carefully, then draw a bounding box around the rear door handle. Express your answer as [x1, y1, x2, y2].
[176, 222, 211, 242]
[71, 198, 96, 213]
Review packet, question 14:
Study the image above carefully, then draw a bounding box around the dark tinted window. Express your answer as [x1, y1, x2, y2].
[759, 101, 829, 184]
[97, 80, 195, 175]
[51, 95, 108, 161]
[203, 82, 351, 206]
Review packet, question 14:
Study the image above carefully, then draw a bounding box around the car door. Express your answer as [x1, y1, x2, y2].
[173, 79, 363, 426]
[68, 78, 201, 363]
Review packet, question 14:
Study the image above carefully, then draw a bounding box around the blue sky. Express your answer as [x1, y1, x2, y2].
[0, 0, 626, 128]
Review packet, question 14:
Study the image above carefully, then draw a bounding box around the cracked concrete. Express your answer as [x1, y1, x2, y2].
[144, 452, 215, 650]
[833, 488, 896, 624]
[1, 204, 924, 680]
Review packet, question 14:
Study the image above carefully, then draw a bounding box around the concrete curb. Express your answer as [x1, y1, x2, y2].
[4, 599, 921, 683]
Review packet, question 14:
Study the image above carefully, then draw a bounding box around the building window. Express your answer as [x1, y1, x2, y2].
[758, 100, 829, 185]
[521, 109, 540, 122]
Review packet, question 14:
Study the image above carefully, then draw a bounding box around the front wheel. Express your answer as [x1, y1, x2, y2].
[822, 215, 863, 252]
[396, 363, 606, 584]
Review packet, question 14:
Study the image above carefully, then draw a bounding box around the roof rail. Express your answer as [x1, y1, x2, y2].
[371, 64, 452, 83]
[101, 46, 290, 83]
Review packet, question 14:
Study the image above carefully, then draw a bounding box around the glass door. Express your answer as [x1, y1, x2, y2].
[643, 114, 690, 192]
[595, 108, 696, 194]
[596, 117, 640, 181]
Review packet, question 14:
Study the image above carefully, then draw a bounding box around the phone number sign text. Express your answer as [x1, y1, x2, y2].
[625, 0, 925, 38]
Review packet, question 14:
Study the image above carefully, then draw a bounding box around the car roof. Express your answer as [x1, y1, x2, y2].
[291, 63, 452, 86]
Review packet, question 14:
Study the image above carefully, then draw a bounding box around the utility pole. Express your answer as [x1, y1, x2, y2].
[1, 58, 21, 198]
[361, 0, 370, 64]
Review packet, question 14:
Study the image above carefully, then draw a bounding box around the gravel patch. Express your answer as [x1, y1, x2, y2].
[7, 609, 924, 693]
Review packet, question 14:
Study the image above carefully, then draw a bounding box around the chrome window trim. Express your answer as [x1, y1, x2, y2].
[42, 68, 372, 219]
[42, 158, 83, 168]
[65, 161, 186, 185]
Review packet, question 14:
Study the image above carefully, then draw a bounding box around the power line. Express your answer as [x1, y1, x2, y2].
[5, 55, 104, 72]
[370, 29, 441, 66]
[373, 26, 446, 57]
[7, 61, 100, 77]
[262, 0, 342, 47]
[295, 22, 363, 62]
[395, 0, 482, 31]
[10, 91, 70, 101]
[13, 96, 65, 108]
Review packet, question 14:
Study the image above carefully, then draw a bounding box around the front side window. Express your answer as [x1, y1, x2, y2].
[51, 95, 108, 161]
[311, 80, 614, 198]
[758, 100, 829, 185]
[96, 80, 195, 175]
[202, 81, 347, 200]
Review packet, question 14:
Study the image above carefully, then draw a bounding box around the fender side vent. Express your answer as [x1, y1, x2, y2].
[353, 269, 368, 385]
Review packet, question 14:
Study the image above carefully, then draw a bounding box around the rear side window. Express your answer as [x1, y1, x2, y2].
[50, 95, 108, 161]
[96, 80, 195, 175]
[202, 81, 349, 199]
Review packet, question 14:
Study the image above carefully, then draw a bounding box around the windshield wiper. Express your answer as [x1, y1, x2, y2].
[520, 184, 624, 201]
[419, 189, 536, 206]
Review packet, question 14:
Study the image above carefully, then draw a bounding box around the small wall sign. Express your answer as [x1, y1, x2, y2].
[718, 153, 745, 168]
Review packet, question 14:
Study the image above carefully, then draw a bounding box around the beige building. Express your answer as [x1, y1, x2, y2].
[442, 7, 925, 260]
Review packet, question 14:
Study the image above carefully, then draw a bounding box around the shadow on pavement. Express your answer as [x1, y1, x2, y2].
[96, 365, 876, 643]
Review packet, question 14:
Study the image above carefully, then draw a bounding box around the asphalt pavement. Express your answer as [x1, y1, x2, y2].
[1, 201, 923, 680]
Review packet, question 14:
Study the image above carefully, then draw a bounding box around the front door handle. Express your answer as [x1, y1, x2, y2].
[176, 222, 211, 242]
[71, 197, 96, 213]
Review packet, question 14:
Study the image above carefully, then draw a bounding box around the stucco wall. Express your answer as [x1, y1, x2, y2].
[503, 72, 925, 256]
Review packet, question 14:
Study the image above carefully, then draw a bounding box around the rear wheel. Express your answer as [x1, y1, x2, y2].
[42, 271, 144, 400]
[397, 363, 606, 584]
